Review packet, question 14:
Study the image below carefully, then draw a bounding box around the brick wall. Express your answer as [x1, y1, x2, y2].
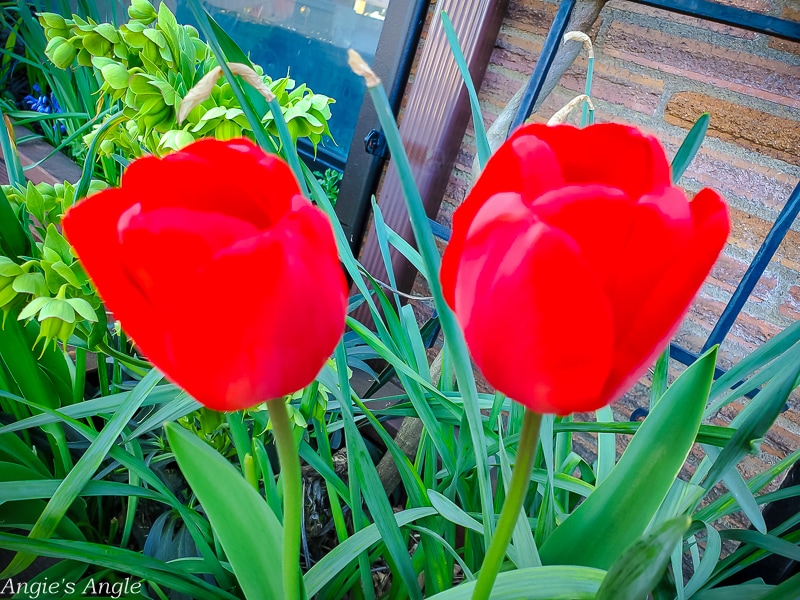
[435, 0, 800, 470]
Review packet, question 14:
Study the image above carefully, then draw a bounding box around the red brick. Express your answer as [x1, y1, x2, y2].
[664, 92, 800, 167]
[769, 8, 800, 56]
[561, 59, 664, 115]
[687, 295, 782, 352]
[709, 254, 777, 302]
[602, 21, 800, 108]
[779, 285, 800, 320]
[727, 206, 800, 274]
[505, 0, 558, 38]
[680, 147, 798, 213]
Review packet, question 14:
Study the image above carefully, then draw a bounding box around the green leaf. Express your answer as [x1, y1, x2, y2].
[0, 111, 26, 189]
[498, 425, 540, 568]
[359, 57, 495, 545]
[44, 223, 73, 263]
[12, 272, 48, 296]
[0, 432, 50, 477]
[329, 343, 423, 600]
[426, 565, 605, 600]
[1, 368, 163, 577]
[702, 349, 800, 491]
[428, 489, 483, 534]
[65, 298, 98, 322]
[304, 507, 437, 597]
[596, 515, 691, 600]
[440, 11, 491, 170]
[165, 421, 284, 600]
[539, 348, 717, 569]
[671, 113, 708, 183]
[0, 531, 237, 600]
[0, 182, 30, 257]
[684, 522, 721, 597]
[693, 585, 774, 600]
[720, 528, 800, 562]
[708, 319, 800, 409]
[758, 572, 800, 600]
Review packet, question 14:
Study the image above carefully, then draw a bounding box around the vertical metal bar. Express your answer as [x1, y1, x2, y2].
[703, 181, 800, 352]
[509, 0, 577, 133]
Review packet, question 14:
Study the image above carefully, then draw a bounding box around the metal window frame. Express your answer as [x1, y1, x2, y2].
[333, 0, 430, 250]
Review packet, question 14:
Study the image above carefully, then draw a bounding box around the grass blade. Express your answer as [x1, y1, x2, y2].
[440, 11, 491, 170]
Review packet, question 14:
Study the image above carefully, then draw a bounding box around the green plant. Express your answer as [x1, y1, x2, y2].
[314, 168, 343, 206]
[40, 0, 334, 169]
[0, 5, 799, 600]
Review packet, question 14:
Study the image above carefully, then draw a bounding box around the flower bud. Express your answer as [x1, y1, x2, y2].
[38, 13, 70, 39]
[128, 0, 158, 24]
[45, 37, 77, 69]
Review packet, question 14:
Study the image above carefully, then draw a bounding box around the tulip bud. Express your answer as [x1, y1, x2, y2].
[45, 37, 77, 69]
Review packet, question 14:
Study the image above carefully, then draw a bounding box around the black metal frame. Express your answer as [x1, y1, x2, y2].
[333, 0, 430, 249]
[510, 0, 800, 373]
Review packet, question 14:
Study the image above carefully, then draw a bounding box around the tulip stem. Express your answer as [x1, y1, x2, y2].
[267, 397, 303, 600]
[472, 408, 543, 600]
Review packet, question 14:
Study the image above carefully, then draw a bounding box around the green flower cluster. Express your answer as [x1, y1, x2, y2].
[39, 0, 335, 158]
[1, 182, 106, 350]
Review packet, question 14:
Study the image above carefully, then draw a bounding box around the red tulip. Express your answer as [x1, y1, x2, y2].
[440, 123, 729, 414]
[63, 138, 347, 411]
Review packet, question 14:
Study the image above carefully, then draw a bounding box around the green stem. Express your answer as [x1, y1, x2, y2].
[472, 409, 543, 600]
[267, 398, 302, 600]
[73, 346, 86, 405]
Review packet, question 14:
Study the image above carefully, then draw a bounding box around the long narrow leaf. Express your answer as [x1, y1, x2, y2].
[329, 344, 423, 600]
[1, 368, 163, 577]
[440, 11, 491, 170]
[539, 348, 717, 569]
[426, 565, 605, 600]
[304, 507, 436, 597]
[671, 113, 709, 183]
[0, 531, 238, 600]
[165, 421, 284, 600]
[353, 54, 495, 543]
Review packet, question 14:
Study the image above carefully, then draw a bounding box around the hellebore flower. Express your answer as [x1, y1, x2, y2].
[440, 123, 729, 414]
[63, 138, 348, 411]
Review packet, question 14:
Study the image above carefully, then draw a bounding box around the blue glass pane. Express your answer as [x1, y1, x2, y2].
[174, 0, 389, 164]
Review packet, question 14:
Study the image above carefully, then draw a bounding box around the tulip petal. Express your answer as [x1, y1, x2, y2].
[601, 188, 729, 403]
[454, 194, 615, 414]
[155, 202, 347, 410]
[118, 206, 260, 308]
[511, 123, 671, 198]
[441, 135, 564, 308]
[121, 138, 300, 229]
[604, 186, 694, 340]
[527, 184, 634, 292]
[62, 188, 153, 330]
